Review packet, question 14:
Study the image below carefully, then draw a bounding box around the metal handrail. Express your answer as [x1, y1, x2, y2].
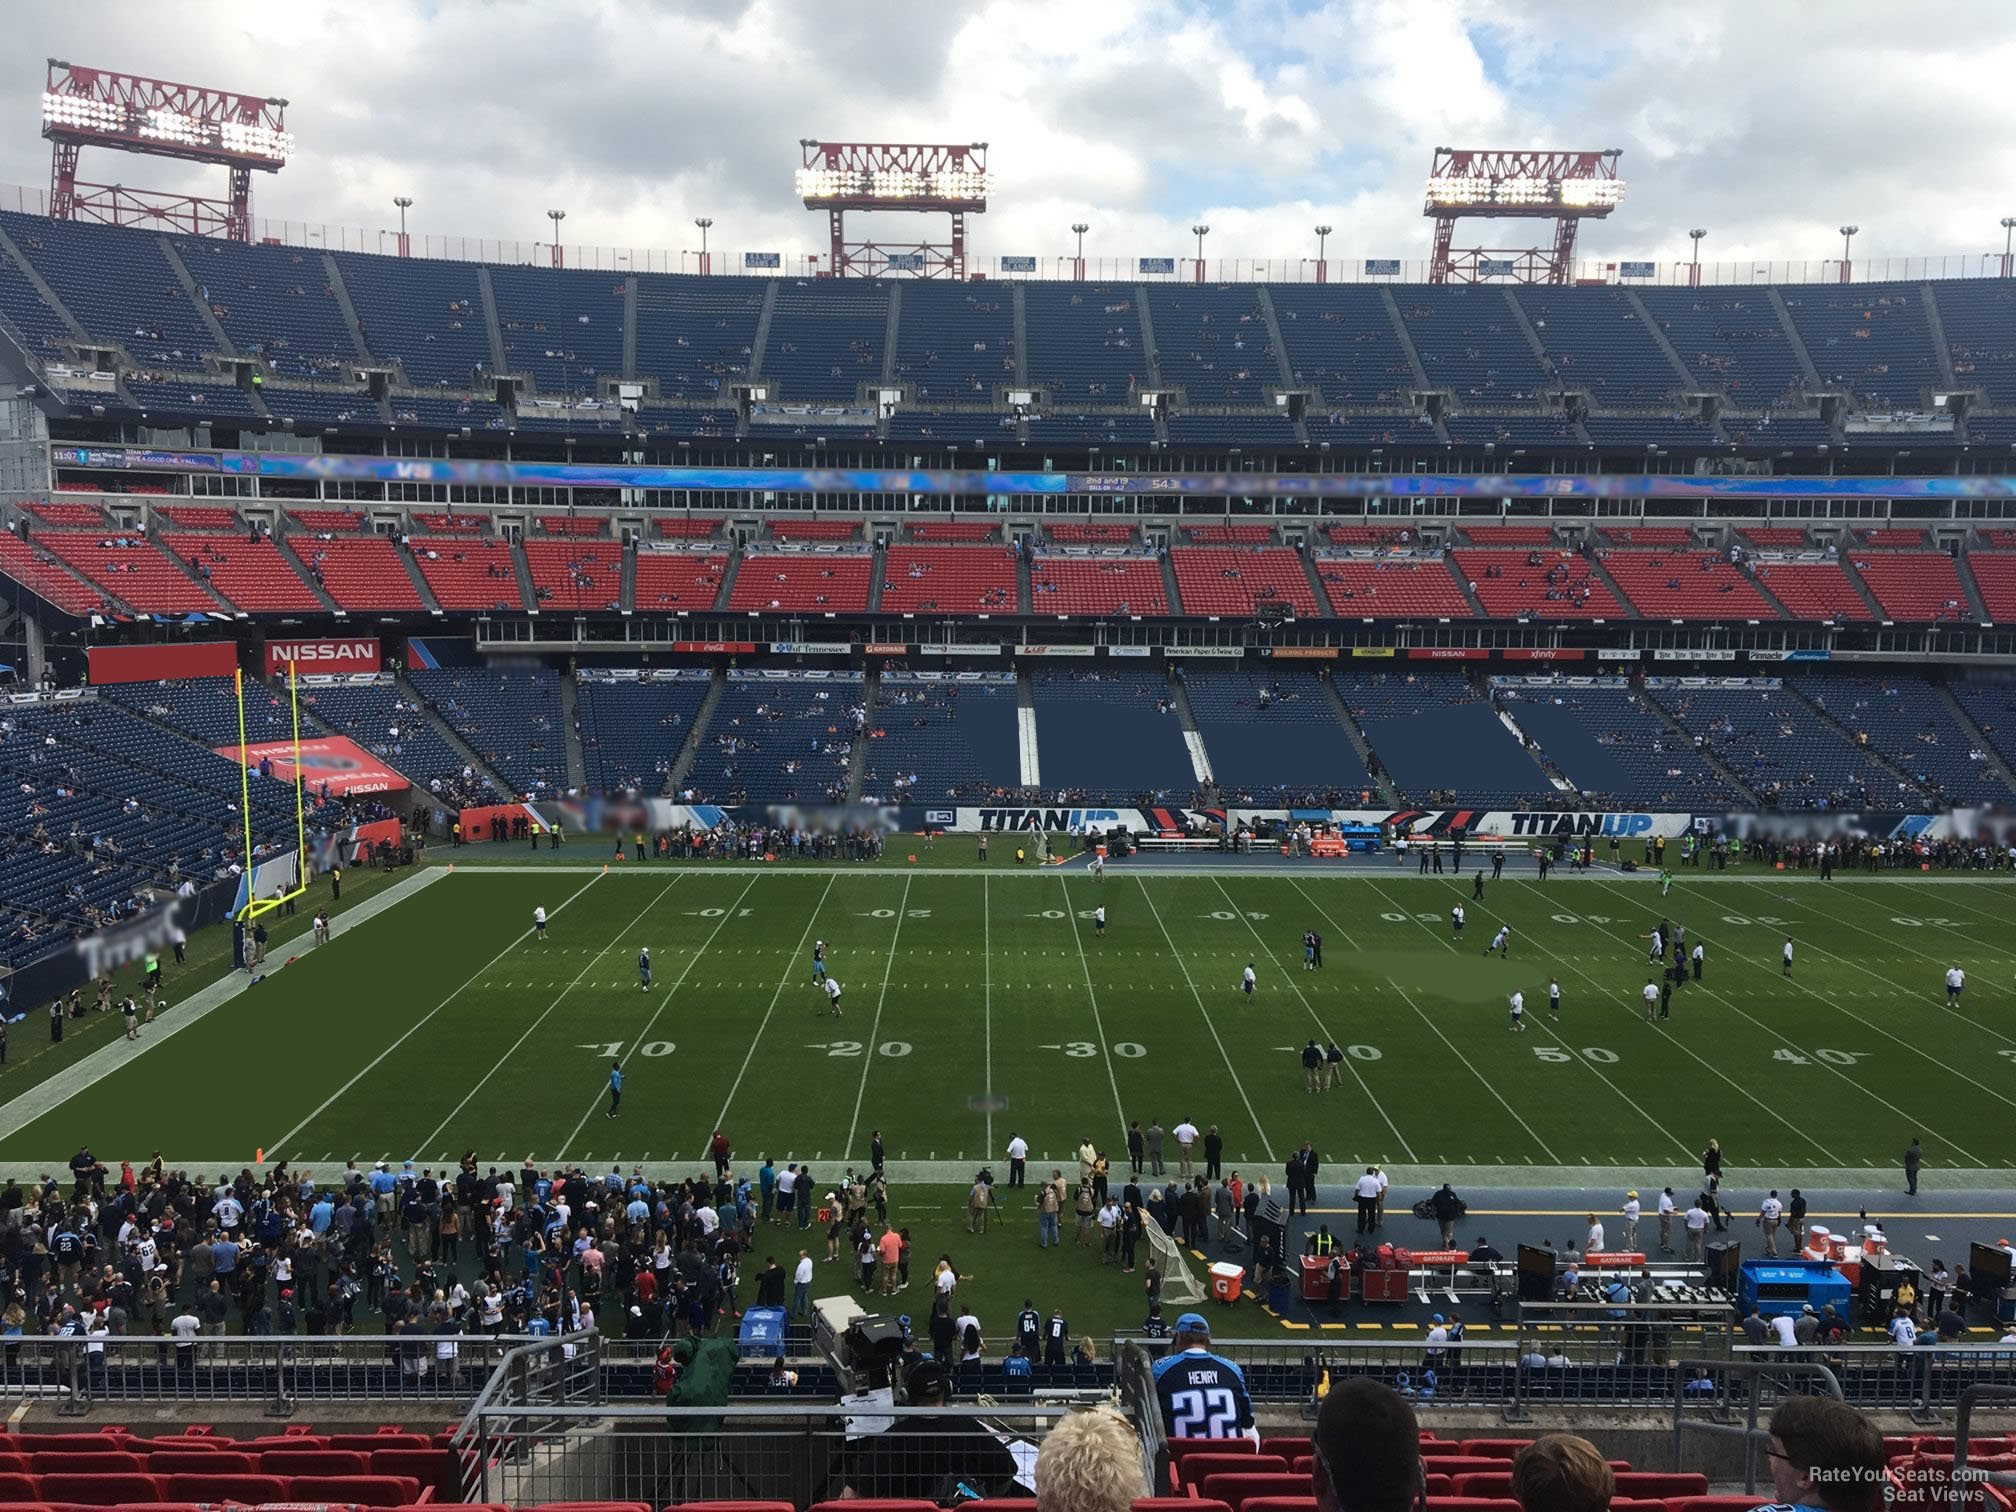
[1673, 1356, 1845, 1494]
[1949, 1384, 2016, 1512]
[451, 1334, 603, 1504]
[1116, 1342, 1166, 1493]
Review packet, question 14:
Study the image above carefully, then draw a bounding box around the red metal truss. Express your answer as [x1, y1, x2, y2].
[42, 59, 291, 243]
[798, 141, 986, 280]
[1424, 146, 1623, 285]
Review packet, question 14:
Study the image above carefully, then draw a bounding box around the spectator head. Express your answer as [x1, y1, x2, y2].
[905, 1357, 951, 1407]
[1036, 1406, 1148, 1512]
[1510, 1434, 1614, 1512]
[1314, 1378, 1420, 1512]
[1767, 1395, 1885, 1512]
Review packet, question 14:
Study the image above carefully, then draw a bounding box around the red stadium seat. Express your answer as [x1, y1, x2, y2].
[1609, 1500, 1669, 1512]
[1451, 1474, 1517, 1499]
[37, 1474, 163, 1505]
[530, 1504, 654, 1512]
[1239, 1498, 1317, 1512]
[1426, 1459, 1517, 1478]
[1138, 1502, 1232, 1512]
[0, 1480, 39, 1506]
[1666, 1498, 1778, 1512]
[144, 1453, 254, 1476]
[1612, 1474, 1708, 1500]
[288, 1474, 423, 1505]
[1459, 1441, 1537, 1461]
[369, 1448, 457, 1496]
[14, 1438, 134, 1454]
[1258, 1439, 1311, 1462]
[806, 1502, 941, 1512]
[261, 1450, 369, 1476]
[1179, 1455, 1289, 1489]
[30, 1454, 144, 1475]
[1425, 1501, 1523, 1512]
[1167, 1441, 1255, 1466]
[1199, 1472, 1312, 1511]
[330, 1434, 430, 1451]
[674, 1503, 800, 1512]
[163, 1472, 289, 1503]
[953, 1502, 1036, 1512]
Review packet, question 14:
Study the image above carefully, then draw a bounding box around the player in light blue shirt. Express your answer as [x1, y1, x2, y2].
[638, 947, 652, 991]
[607, 1061, 623, 1120]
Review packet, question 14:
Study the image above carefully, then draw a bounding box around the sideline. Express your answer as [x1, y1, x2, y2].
[0, 867, 449, 1143]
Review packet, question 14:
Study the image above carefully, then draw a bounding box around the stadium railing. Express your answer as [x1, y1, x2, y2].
[1672, 1352, 1846, 1495]
[455, 1401, 1081, 1507]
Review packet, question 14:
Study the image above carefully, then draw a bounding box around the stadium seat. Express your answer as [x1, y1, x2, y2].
[287, 1474, 423, 1505]
[143, 1453, 251, 1475]
[38, 1474, 162, 1505]
[806, 1502, 940, 1512]
[1666, 1498, 1780, 1512]
[1169, 1440, 1256, 1466]
[674, 1502, 799, 1512]
[1257, 1439, 1310, 1461]
[260, 1450, 369, 1476]
[1199, 1472, 1312, 1510]
[1178, 1454, 1290, 1488]
[163, 1473, 289, 1503]
[1238, 1498, 1317, 1512]
[1423, 1459, 1517, 1478]
[1424, 1501, 1523, 1512]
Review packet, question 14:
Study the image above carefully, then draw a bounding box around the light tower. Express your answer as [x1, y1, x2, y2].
[1422, 147, 1624, 284]
[1071, 221, 1089, 281]
[41, 58, 292, 241]
[2001, 217, 2016, 279]
[694, 217, 714, 275]
[1838, 224, 1858, 284]
[796, 140, 987, 279]
[1191, 223, 1210, 284]
[1688, 227, 1706, 288]
[393, 196, 413, 257]
[1313, 224, 1332, 284]
[546, 208, 566, 269]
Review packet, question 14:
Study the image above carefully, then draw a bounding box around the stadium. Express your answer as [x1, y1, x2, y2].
[0, 9, 2014, 1509]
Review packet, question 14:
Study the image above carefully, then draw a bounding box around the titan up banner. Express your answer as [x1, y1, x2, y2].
[212, 736, 411, 796]
[263, 636, 380, 677]
[88, 642, 238, 685]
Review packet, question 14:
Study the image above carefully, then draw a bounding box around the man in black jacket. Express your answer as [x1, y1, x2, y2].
[1430, 1184, 1465, 1247]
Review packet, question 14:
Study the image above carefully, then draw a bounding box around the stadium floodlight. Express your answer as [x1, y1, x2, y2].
[1422, 147, 1624, 284]
[547, 208, 567, 269]
[42, 59, 292, 240]
[1688, 227, 1707, 287]
[1838, 224, 1859, 284]
[797, 141, 988, 278]
[2002, 217, 2016, 278]
[1314, 224, 1332, 283]
[694, 216, 714, 275]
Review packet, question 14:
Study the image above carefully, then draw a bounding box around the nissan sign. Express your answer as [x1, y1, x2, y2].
[264, 637, 381, 677]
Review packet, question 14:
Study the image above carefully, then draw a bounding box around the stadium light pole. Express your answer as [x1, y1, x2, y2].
[1071, 221, 1089, 281]
[393, 196, 413, 258]
[1838, 224, 1858, 284]
[1688, 227, 1706, 288]
[694, 217, 713, 275]
[547, 208, 566, 269]
[1191, 222, 1210, 285]
[1314, 224, 1332, 284]
[2001, 216, 2016, 278]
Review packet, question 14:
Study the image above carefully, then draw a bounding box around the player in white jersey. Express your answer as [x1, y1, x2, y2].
[1508, 990, 1525, 1031]
[1487, 924, 1510, 958]
[823, 977, 843, 1017]
[1946, 965, 1965, 1002]
[1241, 963, 1256, 997]
[1547, 977, 1561, 1020]
[1094, 905, 1106, 937]
[1450, 904, 1465, 938]
[1090, 854, 1105, 881]
[1642, 979, 1659, 1022]
[533, 906, 548, 941]
[1782, 937, 1794, 977]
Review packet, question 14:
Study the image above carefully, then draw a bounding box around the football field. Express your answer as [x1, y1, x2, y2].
[6, 856, 2015, 1185]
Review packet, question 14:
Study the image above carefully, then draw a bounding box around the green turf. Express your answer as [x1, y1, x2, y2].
[8, 864, 2014, 1176]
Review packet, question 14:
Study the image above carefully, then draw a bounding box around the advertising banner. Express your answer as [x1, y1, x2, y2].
[1618, 261, 1656, 278]
[1405, 646, 1484, 660]
[1000, 256, 1037, 273]
[671, 641, 757, 654]
[768, 642, 854, 655]
[88, 642, 238, 685]
[1108, 645, 1154, 657]
[1502, 648, 1589, 661]
[743, 252, 781, 269]
[212, 736, 410, 795]
[1015, 644, 1096, 657]
[864, 642, 910, 655]
[264, 636, 381, 677]
[1479, 259, 1516, 276]
[1263, 646, 1338, 659]
[1165, 646, 1244, 658]
[1364, 259, 1402, 275]
[1139, 257, 1177, 274]
[1653, 648, 1738, 661]
[1597, 648, 1642, 660]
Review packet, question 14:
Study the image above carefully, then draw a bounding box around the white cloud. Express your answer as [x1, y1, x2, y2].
[3, 0, 2013, 278]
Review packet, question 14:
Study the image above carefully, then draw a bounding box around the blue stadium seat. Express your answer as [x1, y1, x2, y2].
[1271, 284, 1414, 404]
[490, 265, 625, 396]
[1494, 681, 1743, 809]
[1023, 283, 1143, 401]
[172, 236, 358, 379]
[682, 672, 862, 804]
[406, 669, 568, 797]
[1792, 673, 2013, 808]
[892, 281, 1015, 402]
[1780, 281, 1938, 409]
[330, 251, 490, 388]
[1028, 669, 1194, 801]
[1340, 671, 1555, 807]
[1149, 285, 1279, 404]
[1395, 284, 1551, 401]
[762, 282, 888, 401]
[861, 672, 1021, 803]
[1180, 667, 1371, 804]
[576, 672, 713, 795]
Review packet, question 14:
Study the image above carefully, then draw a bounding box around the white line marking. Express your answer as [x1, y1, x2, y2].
[1384, 977, 1561, 1163]
[983, 873, 994, 1156]
[707, 875, 837, 1142]
[845, 875, 915, 1157]
[1060, 877, 1132, 1146]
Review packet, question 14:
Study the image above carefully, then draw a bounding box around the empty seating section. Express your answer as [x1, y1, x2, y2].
[331, 252, 488, 387]
[1851, 527, 1928, 548]
[393, 392, 505, 429]
[1306, 411, 1437, 443]
[295, 676, 472, 790]
[1452, 550, 1624, 619]
[1637, 288, 1806, 406]
[1461, 526, 1554, 546]
[634, 550, 726, 612]
[1440, 413, 1578, 446]
[576, 672, 712, 793]
[1397, 285, 1550, 400]
[490, 265, 625, 394]
[633, 274, 765, 402]
[1580, 415, 1719, 447]
[887, 408, 1017, 441]
[1971, 554, 2016, 620]
[1170, 548, 1318, 616]
[288, 508, 368, 532]
[261, 385, 382, 425]
[172, 235, 356, 378]
[1496, 681, 1742, 807]
[879, 546, 1018, 614]
[655, 518, 724, 540]
[1341, 672, 1554, 806]
[1851, 552, 1970, 622]
[1980, 530, 2016, 548]
[910, 520, 997, 542]
[1152, 286, 1278, 403]
[1326, 526, 1417, 546]
[539, 514, 606, 537]
[763, 284, 886, 401]
[1723, 414, 1835, 448]
[729, 550, 872, 613]
[0, 533, 101, 613]
[1951, 678, 2016, 773]
[415, 512, 489, 534]
[156, 505, 243, 529]
[1596, 551, 1777, 620]
[0, 212, 211, 365]
[407, 668, 567, 795]
[411, 538, 526, 612]
[1967, 413, 2016, 444]
[1741, 527, 1810, 548]
[1514, 287, 1677, 402]
[1751, 559, 1872, 621]
[1782, 282, 1936, 406]
[893, 281, 1015, 401]
[1794, 673, 2013, 806]
[101, 674, 294, 748]
[1597, 527, 1691, 546]
[1030, 553, 1168, 615]
[1048, 522, 1137, 545]
[0, 237, 71, 357]
[36, 532, 222, 612]
[1936, 279, 2016, 402]
[1023, 283, 1142, 400]
[1647, 679, 1926, 811]
[168, 534, 323, 612]
[637, 404, 737, 436]
[1182, 667, 1369, 802]
[1030, 670, 1194, 800]
[1272, 284, 1412, 402]
[1024, 411, 1156, 444]
[126, 377, 263, 419]
[1184, 526, 1274, 544]
[24, 499, 111, 525]
[294, 535, 424, 611]
[1317, 557, 1471, 618]
[772, 519, 860, 542]
[684, 672, 859, 803]
[1166, 413, 1301, 445]
[525, 540, 625, 612]
[863, 672, 1021, 801]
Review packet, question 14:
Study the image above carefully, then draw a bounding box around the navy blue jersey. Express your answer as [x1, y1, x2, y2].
[1152, 1348, 1255, 1437]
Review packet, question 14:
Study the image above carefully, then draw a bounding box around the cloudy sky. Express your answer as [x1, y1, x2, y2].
[5, 0, 2014, 276]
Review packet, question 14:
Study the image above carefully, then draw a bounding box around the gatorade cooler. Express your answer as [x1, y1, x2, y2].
[1209, 1262, 1244, 1303]
[1096, 844, 1107, 860]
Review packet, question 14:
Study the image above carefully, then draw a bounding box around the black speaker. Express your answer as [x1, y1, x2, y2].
[1704, 1240, 1742, 1288]
[1516, 1244, 1555, 1301]
[846, 1314, 908, 1387]
[1970, 1242, 2012, 1301]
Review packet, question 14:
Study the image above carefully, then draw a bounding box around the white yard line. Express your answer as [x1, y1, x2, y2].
[707, 874, 837, 1142]
[843, 875, 915, 1157]
[983, 874, 994, 1157]
[1382, 976, 1563, 1163]
[1352, 873, 1692, 1163]
[266, 871, 603, 1158]
[1059, 877, 1133, 1146]
[0, 866, 448, 1144]
[552, 874, 764, 1160]
[412, 875, 684, 1162]
[1128, 874, 1266, 1161]
[1201, 870, 1411, 1169]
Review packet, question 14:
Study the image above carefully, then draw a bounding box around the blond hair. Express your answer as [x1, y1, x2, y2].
[1036, 1407, 1148, 1512]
